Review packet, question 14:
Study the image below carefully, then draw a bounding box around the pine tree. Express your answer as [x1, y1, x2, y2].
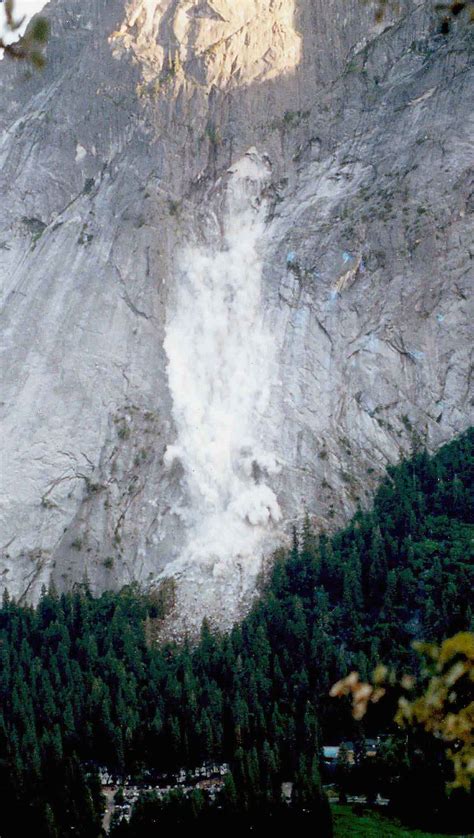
[336, 743, 351, 803]
[368, 525, 388, 605]
[221, 770, 239, 814]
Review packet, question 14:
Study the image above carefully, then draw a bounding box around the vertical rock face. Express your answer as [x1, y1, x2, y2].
[0, 0, 472, 630]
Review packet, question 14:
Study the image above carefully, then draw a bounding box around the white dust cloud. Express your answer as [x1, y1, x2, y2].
[163, 149, 281, 581]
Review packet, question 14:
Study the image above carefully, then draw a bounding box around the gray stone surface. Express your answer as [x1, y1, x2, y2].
[0, 0, 472, 630]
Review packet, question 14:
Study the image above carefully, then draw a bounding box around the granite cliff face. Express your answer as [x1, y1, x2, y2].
[0, 0, 472, 630]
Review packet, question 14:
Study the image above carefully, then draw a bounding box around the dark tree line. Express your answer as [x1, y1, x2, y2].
[0, 429, 472, 836]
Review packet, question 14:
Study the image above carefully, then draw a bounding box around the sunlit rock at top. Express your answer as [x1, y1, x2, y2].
[111, 0, 302, 87]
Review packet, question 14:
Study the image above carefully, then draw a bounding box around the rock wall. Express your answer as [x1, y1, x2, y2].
[0, 0, 472, 630]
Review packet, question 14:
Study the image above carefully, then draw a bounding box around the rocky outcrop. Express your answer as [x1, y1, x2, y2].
[0, 0, 472, 630]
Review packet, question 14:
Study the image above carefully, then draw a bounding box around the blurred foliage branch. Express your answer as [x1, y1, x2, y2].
[331, 632, 474, 791]
[0, 0, 49, 67]
[370, 0, 474, 30]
